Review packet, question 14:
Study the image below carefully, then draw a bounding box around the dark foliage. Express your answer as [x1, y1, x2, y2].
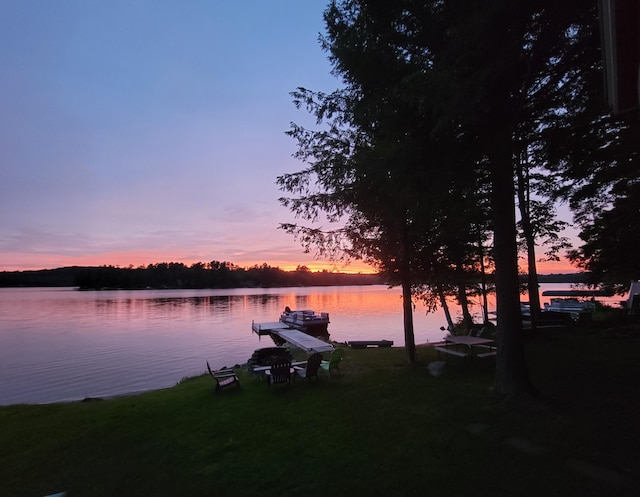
[0, 262, 382, 289]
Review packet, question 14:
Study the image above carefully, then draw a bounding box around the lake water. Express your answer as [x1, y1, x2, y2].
[0, 283, 621, 405]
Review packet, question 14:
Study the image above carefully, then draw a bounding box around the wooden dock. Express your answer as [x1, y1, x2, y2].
[251, 321, 290, 336]
[251, 321, 334, 354]
[272, 329, 334, 353]
[347, 340, 393, 349]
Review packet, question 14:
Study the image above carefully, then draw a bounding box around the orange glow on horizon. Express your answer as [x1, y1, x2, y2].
[3, 249, 578, 276]
[0, 250, 380, 274]
[523, 257, 579, 275]
[272, 261, 377, 274]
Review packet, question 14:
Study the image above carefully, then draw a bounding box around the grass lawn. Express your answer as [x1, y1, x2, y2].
[1, 327, 638, 497]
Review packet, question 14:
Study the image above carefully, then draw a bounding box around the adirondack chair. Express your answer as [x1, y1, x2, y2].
[206, 361, 240, 393]
[265, 361, 293, 387]
[320, 348, 344, 377]
[293, 352, 323, 381]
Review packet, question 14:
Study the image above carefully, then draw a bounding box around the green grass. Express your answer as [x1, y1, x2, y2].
[2, 329, 639, 497]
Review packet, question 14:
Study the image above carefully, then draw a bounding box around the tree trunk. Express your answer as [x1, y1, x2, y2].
[516, 157, 542, 328]
[401, 276, 417, 364]
[400, 220, 416, 364]
[477, 233, 490, 324]
[438, 285, 455, 331]
[491, 146, 537, 398]
[525, 241, 542, 328]
[456, 280, 474, 332]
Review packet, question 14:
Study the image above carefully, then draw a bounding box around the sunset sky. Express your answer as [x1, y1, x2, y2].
[0, 1, 578, 274]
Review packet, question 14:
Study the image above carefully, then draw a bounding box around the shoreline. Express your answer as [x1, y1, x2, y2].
[1, 342, 452, 407]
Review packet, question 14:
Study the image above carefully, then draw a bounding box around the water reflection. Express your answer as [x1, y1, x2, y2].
[1, 283, 594, 405]
[2, 286, 441, 404]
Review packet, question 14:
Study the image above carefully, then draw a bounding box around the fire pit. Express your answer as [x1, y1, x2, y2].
[247, 346, 293, 373]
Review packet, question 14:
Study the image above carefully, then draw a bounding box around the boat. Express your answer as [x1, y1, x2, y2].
[279, 307, 330, 337]
[543, 298, 596, 320]
[251, 308, 333, 353]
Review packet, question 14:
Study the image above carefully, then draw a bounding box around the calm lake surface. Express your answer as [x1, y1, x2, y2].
[0, 283, 614, 405]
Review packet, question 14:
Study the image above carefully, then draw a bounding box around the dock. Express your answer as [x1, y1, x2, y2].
[251, 321, 290, 336]
[251, 321, 335, 354]
[541, 289, 612, 297]
[347, 340, 393, 349]
[272, 329, 334, 353]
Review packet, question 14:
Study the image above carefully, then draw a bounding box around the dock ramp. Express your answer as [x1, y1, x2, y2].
[272, 329, 334, 354]
[252, 321, 334, 354]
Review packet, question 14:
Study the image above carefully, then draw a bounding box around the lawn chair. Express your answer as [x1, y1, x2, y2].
[294, 352, 323, 381]
[265, 361, 293, 387]
[320, 348, 343, 377]
[206, 361, 240, 393]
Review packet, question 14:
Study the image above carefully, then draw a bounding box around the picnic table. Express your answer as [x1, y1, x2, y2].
[434, 335, 496, 358]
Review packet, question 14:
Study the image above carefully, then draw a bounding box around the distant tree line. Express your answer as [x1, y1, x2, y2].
[0, 261, 385, 289]
[0, 262, 587, 289]
[535, 273, 590, 284]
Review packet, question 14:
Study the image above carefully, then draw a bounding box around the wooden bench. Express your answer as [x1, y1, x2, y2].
[434, 345, 496, 358]
[434, 346, 468, 358]
[473, 344, 497, 358]
[476, 351, 497, 358]
[348, 340, 393, 349]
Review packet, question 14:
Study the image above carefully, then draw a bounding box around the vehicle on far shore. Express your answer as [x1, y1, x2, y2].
[543, 298, 596, 320]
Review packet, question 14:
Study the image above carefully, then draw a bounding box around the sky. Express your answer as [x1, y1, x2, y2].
[0, 1, 578, 274]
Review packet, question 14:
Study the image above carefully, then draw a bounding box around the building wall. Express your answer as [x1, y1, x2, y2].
[600, 0, 640, 114]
